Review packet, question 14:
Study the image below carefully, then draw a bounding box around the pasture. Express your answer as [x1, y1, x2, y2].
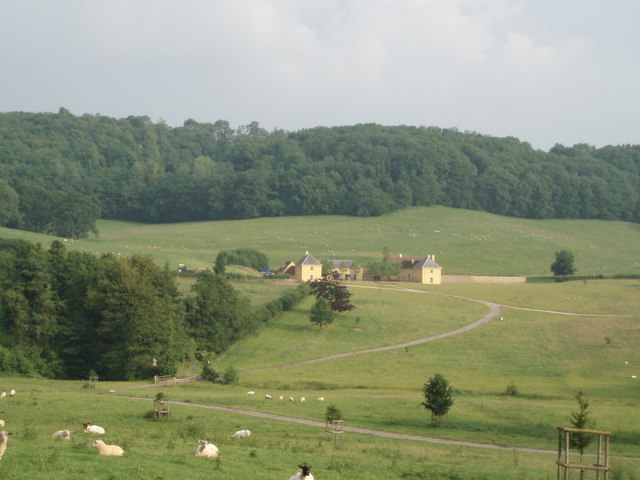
[1, 206, 640, 276]
[2, 279, 637, 479]
[1, 208, 639, 478]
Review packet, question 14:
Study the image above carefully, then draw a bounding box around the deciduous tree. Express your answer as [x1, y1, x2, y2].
[422, 373, 454, 427]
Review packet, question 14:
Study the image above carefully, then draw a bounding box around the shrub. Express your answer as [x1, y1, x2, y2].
[505, 382, 520, 397]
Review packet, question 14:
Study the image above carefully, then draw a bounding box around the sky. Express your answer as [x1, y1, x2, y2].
[1, 0, 639, 151]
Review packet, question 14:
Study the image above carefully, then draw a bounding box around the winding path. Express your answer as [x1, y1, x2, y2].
[115, 284, 639, 459]
[241, 285, 501, 372]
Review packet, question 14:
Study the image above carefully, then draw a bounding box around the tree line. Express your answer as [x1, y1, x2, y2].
[0, 238, 312, 380]
[1, 109, 639, 238]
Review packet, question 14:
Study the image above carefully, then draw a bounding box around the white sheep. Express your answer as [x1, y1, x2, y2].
[195, 440, 219, 458]
[299, 397, 306, 402]
[316, 397, 325, 402]
[289, 464, 314, 480]
[82, 423, 106, 434]
[0, 392, 5, 399]
[92, 439, 124, 456]
[0, 420, 4, 427]
[9, 390, 15, 397]
[264, 394, 272, 400]
[289, 396, 295, 402]
[0, 431, 13, 459]
[52, 429, 72, 440]
[231, 429, 251, 439]
[247, 391, 255, 396]
[279, 395, 284, 401]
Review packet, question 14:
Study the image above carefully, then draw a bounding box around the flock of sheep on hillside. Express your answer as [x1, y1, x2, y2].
[247, 390, 325, 403]
[0, 388, 315, 479]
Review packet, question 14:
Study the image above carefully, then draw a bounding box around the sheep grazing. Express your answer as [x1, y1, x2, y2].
[289, 464, 314, 480]
[52, 429, 72, 440]
[279, 395, 284, 401]
[92, 439, 124, 456]
[9, 390, 15, 397]
[82, 423, 106, 434]
[289, 396, 295, 402]
[316, 397, 325, 402]
[247, 391, 255, 396]
[299, 397, 306, 402]
[0, 392, 5, 399]
[264, 394, 272, 400]
[0, 431, 13, 460]
[231, 429, 251, 439]
[0, 420, 4, 427]
[195, 440, 219, 458]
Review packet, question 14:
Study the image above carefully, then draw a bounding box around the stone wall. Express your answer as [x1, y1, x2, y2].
[442, 275, 526, 284]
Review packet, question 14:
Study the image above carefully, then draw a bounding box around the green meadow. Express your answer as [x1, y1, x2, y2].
[1, 207, 639, 479]
[1, 206, 639, 276]
[2, 279, 638, 479]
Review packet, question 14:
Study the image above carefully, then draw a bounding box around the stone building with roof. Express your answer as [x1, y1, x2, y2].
[295, 252, 323, 282]
[389, 254, 442, 284]
[329, 259, 363, 281]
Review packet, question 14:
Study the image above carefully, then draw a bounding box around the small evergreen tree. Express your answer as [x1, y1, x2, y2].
[422, 373, 454, 427]
[570, 391, 596, 456]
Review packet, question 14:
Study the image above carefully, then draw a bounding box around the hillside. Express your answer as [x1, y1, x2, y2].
[1, 206, 638, 276]
[1, 110, 639, 239]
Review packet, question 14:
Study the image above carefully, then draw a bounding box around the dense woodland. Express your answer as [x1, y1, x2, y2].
[1, 109, 639, 238]
[0, 238, 308, 380]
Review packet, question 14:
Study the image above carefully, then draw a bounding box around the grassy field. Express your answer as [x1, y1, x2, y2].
[1, 206, 639, 276]
[1, 210, 639, 478]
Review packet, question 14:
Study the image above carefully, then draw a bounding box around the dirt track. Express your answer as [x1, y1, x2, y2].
[116, 285, 639, 459]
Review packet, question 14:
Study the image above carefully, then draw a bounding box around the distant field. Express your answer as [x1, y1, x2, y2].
[1, 206, 639, 276]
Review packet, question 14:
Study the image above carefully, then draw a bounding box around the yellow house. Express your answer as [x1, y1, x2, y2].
[295, 252, 323, 282]
[394, 254, 442, 284]
[329, 259, 363, 281]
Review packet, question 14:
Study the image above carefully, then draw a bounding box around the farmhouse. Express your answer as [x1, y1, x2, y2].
[384, 254, 442, 284]
[294, 252, 323, 282]
[329, 259, 363, 281]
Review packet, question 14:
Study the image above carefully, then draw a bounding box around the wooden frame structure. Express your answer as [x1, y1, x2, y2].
[325, 419, 344, 442]
[87, 376, 99, 388]
[556, 427, 610, 480]
[153, 399, 170, 420]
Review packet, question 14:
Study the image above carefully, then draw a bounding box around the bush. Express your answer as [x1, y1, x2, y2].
[201, 362, 219, 382]
[504, 382, 519, 397]
[220, 367, 238, 385]
[324, 404, 343, 422]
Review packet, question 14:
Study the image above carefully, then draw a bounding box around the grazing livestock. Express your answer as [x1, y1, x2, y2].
[52, 429, 72, 440]
[0, 420, 4, 427]
[195, 440, 219, 458]
[279, 395, 284, 400]
[82, 423, 106, 434]
[9, 390, 15, 397]
[289, 464, 314, 480]
[299, 397, 306, 402]
[92, 439, 124, 456]
[264, 394, 272, 400]
[289, 396, 295, 402]
[231, 429, 251, 439]
[0, 392, 5, 399]
[0, 431, 13, 459]
[316, 397, 325, 402]
[247, 391, 255, 396]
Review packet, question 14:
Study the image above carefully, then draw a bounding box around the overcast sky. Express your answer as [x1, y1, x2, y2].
[1, 0, 638, 151]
